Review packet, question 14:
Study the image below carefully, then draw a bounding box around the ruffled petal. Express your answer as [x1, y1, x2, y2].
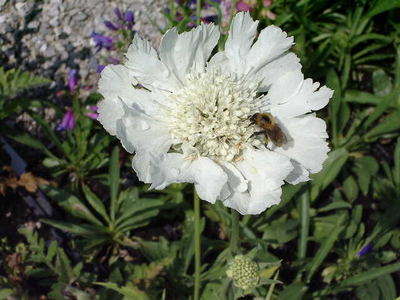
[133, 153, 228, 203]
[219, 148, 293, 215]
[224, 12, 294, 79]
[285, 160, 310, 185]
[266, 69, 304, 109]
[273, 114, 329, 174]
[255, 53, 302, 92]
[116, 101, 172, 154]
[125, 35, 181, 92]
[225, 12, 259, 75]
[159, 23, 220, 85]
[246, 25, 294, 76]
[97, 65, 169, 136]
[271, 73, 333, 119]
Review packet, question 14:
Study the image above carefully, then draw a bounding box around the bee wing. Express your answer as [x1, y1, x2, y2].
[265, 125, 287, 147]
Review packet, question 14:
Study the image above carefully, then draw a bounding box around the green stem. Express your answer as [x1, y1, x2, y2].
[194, 190, 201, 300]
[230, 209, 240, 255]
[196, 0, 201, 25]
[226, 0, 238, 32]
[298, 191, 310, 259]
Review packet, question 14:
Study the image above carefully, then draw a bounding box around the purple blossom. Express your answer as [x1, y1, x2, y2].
[91, 32, 114, 51]
[124, 10, 134, 29]
[104, 21, 119, 31]
[57, 110, 75, 131]
[86, 106, 99, 120]
[356, 243, 373, 258]
[108, 57, 120, 64]
[69, 69, 78, 93]
[114, 8, 122, 20]
[97, 65, 106, 73]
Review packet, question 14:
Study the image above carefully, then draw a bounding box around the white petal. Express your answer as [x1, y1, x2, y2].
[285, 160, 310, 184]
[133, 153, 228, 203]
[116, 101, 172, 154]
[97, 65, 169, 136]
[271, 76, 334, 119]
[125, 35, 181, 92]
[219, 148, 293, 215]
[266, 69, 304, 108]
[273, 114, 329, 174]
[160, 23, 220, 85]
[246, 25, 294, 76]
[255, 53, 302, 92]
[225, 12, 259, 75]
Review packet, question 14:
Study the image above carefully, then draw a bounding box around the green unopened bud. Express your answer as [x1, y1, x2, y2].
[226, 255, 260, 290]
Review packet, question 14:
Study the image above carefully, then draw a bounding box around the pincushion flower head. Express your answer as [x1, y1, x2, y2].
[97, 12, 333, 215]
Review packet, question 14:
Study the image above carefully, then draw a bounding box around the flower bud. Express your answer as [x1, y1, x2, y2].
[226, 255, 260, 290]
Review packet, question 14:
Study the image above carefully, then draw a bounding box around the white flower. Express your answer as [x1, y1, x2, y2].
[97, 12, 333, 215]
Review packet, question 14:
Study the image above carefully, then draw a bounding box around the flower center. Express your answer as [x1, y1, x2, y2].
[167, 68, 262, 162]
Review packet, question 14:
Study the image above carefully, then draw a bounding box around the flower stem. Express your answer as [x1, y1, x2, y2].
[230, 209, 240, 255]
[194, 189, 201, 300]
[196, 0, 201, 25]
[227, 0, 238, 32]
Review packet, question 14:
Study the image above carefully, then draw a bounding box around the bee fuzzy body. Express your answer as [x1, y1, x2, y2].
[250, 113, 287, 147]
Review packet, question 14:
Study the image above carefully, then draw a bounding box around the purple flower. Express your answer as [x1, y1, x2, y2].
[86, 106, 99, 120]
[356, 243, 373, 258]
[97, 65, 106, 73]
[69, 69, 78, 93]
[91, 32, 114, 51]
[124, 10, 134, 29]
[104, 21, 119, 31]
[57, 110, 75, 131]
[114, 8, 122, 20]
[108, 57, 120, 65]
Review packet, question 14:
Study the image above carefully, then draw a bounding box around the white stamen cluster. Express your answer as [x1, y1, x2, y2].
[167, 68, 262, 162]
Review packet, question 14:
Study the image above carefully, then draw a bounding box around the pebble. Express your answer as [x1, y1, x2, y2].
[1, 0, 167, 90]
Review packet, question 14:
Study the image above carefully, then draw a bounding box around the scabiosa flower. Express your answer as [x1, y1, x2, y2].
[57, 109, 75, 131]
[97, 12, 333, 214]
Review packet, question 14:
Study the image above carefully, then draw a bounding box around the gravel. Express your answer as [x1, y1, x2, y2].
[0, 0, 167, 90]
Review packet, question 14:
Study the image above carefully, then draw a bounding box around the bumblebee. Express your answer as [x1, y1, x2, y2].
[250, 112, 287, 147]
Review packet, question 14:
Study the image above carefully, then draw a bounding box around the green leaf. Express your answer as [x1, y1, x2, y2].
[40, 184, 103, 226]
[362, 95, 393, 131]
[318, 201, 352, 212]
[46, 240, 57, 262]
[377, 274, 397, 300]
[109, 146, 120, 221]
[373, 69, 393, 96]
[310, 148, 349, 201]
[27, 110, 65, 155]
[364, 110, 400, 141]
[56, 247, 74, 284]
[41, 219, 109, 236]
[326, 69, 342, 147]
[394, 137, 400, 186]
[307, 213, 346, 281]
[94, 282, 150, 300]
[364, 0, 400, 19]
[343, 174, 359, 202]
[277, 282, 308, 300]
[115, 198, 163, 227]
[0, 67, 50, 99]
[337, 262, 400, 288]
[82, 184, 111, 224]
